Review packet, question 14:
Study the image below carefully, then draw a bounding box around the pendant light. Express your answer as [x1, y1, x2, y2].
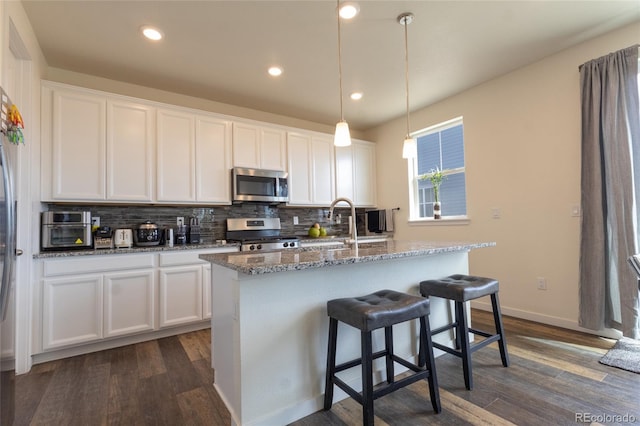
[399, 12, 417, 159]
[334, 0, 352, 147]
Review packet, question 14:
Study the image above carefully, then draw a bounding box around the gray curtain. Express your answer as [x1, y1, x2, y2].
[579, 45, 640, 339]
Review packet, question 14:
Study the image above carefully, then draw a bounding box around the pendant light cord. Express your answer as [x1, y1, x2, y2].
[403, 15, 411, 138]
[337, 0, 345, 121]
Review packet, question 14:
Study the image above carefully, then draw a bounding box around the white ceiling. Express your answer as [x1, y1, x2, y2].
[21, 0, 640, 131]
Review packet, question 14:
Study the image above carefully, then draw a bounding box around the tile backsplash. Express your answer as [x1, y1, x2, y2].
[44, 203, 368, 244]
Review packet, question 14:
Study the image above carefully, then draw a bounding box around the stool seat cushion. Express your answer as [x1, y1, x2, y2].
[327, 289, 430, 332]
[420, 274, 499, 302]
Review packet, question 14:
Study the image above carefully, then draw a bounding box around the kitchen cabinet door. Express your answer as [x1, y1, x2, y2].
[260, 127, 287, 171]
[158, 265, 203, 327]
[352, 141, 377, 207]
[48, 87, 106, 201]
[156, 108, 196, 202]
[287, 131, 334, 206]
[310, 135, 335, 205]
[335, 140, 377, 207]
[232, 122, 287, 171]
[107, 100, 155, 201]
[195, 115, 232, 203]
[104, 269, 156, 337]
[335, 145, 354, 202]
[42, 275, 103, 350]
[286, 132, 313, 205]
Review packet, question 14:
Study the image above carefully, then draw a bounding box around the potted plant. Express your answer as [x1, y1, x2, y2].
[419, 167, 445, 219]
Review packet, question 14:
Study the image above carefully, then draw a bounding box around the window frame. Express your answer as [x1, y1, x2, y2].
[408, 117, 469, 224]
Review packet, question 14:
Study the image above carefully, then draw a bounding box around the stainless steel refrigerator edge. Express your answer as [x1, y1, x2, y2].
[0, 129, 16, 424]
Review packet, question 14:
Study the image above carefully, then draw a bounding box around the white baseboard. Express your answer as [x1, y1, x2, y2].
[470, 301, 622, 340]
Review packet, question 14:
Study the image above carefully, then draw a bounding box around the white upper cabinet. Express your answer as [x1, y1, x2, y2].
[336, 140, 377, 207]
[195, 115, 232, 203]
[45, 85, 107, 201]
[156, 108, 233, 204]
[107, 100, 155, 201]
[41, 82, 373, 206]
[287, 131, 335, 206]
[156, 108, 196, 202]
[232, 122, 287, 171]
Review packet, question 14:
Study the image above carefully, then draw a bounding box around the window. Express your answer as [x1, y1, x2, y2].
[409, 117, 467, 220]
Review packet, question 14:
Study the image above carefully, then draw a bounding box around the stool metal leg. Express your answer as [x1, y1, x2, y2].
[456, 301, 473, 390]
[384, 326, 395, 384]
[491, 293, 510, 367]
[420, 316, 442, 413]
[361, 331, 374, 426]
[323, 318, 338, 410]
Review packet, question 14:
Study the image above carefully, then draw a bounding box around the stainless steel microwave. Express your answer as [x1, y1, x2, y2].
[232, 167, 289, 203]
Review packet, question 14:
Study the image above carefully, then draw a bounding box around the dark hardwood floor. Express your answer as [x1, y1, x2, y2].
[15, 310, 640, 425]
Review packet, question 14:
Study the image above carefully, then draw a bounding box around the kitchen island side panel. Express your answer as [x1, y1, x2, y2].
[210, 251, 469, 426]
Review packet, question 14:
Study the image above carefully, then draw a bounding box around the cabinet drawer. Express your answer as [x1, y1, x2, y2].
[43, 254, 156, 277]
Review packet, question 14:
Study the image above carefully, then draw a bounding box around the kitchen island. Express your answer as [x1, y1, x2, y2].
[200, 240, 495, 426]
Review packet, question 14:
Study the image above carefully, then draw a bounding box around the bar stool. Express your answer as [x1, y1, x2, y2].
[419, 274, 509, 390]
[323, 289, 441, 426]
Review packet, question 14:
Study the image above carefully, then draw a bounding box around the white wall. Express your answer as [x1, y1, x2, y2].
[365, 22, 640, 334]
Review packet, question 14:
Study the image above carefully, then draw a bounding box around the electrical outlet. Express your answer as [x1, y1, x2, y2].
[536, 277, 547, 290]
[335, 214, 342, 224]
[91, 217, 100, 227]
[293, 216, 299, 225]
[177, 217, 184, 226]
[491, 208, 501, 219]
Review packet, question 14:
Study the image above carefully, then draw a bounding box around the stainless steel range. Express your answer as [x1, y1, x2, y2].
[226, 218, 299, 252]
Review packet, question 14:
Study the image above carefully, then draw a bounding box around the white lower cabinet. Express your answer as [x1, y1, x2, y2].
[104, 270, 155, 337]
[41, 254, 156, 351]
[42, 275, 103, 350]
[159, 265, 203, 327]
[38, 246, 237, 355]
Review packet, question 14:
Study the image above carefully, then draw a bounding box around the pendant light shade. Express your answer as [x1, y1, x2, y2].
[399, 12, 415, 159]
[402, 137, 417, 159]
[334, 0, 352, 147]
[335, 120, 352, 147]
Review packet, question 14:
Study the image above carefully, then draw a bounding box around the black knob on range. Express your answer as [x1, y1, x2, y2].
[257, 244, 262, 250]
[283, 242, 289, 247]
[249, 245, 255, 251]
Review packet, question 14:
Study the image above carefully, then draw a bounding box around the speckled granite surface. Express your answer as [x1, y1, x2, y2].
[34, 242, 240, 259]
[200, 240, 496, 275]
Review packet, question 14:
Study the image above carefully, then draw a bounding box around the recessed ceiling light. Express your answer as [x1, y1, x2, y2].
[339, 2, 360, 20]
[141, 26, 163, 41]
[268, 66, 283, 77]
[350, 92, 363, 100]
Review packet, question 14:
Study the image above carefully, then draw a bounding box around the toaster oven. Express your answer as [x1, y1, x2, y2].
[41, 211, 93, 250]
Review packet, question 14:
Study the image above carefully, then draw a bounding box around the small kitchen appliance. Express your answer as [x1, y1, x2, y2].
[93, 226, 114, 249]
[226, 217, 299, 251]
[189, 217, 201, 244]
[114, 228, 133, 249]
[176, 225, 187, 245]
[41, 211, 92, 250]
[134, 220, 161, 247]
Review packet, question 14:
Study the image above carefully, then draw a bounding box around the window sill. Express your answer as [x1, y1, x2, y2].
[408, 216, 470, 226]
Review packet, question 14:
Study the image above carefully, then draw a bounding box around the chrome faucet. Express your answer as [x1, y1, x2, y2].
[328, 197, 358, 248]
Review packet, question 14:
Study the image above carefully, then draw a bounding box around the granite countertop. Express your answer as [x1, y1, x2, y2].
[34, 242, 240, 259]
[200, 240, 496, 276]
